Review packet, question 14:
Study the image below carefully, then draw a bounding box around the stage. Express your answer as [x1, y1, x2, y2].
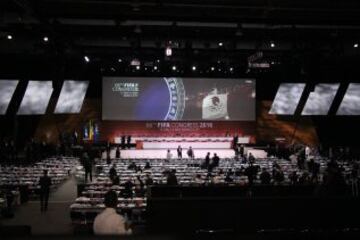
[102, 147, 267, 159]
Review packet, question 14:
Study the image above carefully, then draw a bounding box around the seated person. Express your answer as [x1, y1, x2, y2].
[260, 168, 271, 184]
[120, 179, 134, 198]
[289, 171, 299, 185]
[224, 173, 233, 183]
[166, 169, 178, 185]
[194, 174, 204, 184]
[144, 162, 151, 170]
[145, 174, 154, 186]
[93, 190, 132, 235]
[112, 175, 120, 186]
[128, 162, 137, 170]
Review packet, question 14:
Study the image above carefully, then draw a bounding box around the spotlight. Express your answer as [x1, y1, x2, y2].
[136, 65, 140, 70]
[43, 36, 49, 42]
[218, 42, 223, 47]
[84, 56, 90, 63]
[165, 46, 172, 57]
[211, 67, 215, 71]
[192, 66, 197, 71]
[7, 34, 12, 40]
[270, 42, 275, 48]
[229, 67, 234, 72]
[354, 43, 359, 48]
[154, 66, 158, 70]
[172, 65, 177, 71]
[118, 58, 123, 63]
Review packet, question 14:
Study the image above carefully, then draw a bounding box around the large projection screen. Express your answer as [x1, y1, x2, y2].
[54, 80, 89, 114]
[301, 84, 339, 115]
[17, 81, 53, 115]
[0, 80, 19, 114]
[269, 83, 306, 115]
[337, 83, 360, 115]
[102, 77, 255, 121]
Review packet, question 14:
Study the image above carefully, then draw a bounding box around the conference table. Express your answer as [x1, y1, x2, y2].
[114, 137, 250, 149]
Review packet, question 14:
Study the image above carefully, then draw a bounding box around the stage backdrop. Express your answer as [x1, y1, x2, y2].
[102, 77, 255, 121]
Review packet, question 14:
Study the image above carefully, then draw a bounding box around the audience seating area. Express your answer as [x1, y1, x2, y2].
[70, 155, 357, 229]
[0, 157, 79, 203]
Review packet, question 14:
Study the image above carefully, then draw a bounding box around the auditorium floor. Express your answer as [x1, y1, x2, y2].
[1, 175, 77, 235]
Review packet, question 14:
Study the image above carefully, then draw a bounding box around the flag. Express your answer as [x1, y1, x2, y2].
[202, 90, 229, 119]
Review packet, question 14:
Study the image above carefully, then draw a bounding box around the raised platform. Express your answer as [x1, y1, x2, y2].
[103, 148, 267, 159]
[113, 137, 250, 149]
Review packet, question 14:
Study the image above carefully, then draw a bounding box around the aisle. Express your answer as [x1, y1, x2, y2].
[2, 176, 78, 235]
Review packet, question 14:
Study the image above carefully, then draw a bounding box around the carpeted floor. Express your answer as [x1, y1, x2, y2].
[1, 175, 77, 235]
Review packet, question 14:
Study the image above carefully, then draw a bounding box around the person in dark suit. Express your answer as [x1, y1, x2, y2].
[233, 134, 239, 148]
[127, 135, 131, 149]
[187, 146, 194, 159]
[39, 170, 52, 212]
[115, 146, 121, 159]
[202, 152, 211, 169]
[109, 164, 117, 181]
[211, 153, 220, 168]
[83, 152, 93, 182]
[239, 144, 245, 158]
[166, 169, 178, 185]
[177, 146, 182, 159]
[121, 135, 126, 149]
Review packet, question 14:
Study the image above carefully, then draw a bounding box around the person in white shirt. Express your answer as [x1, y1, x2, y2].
[93, 190, 132, 235]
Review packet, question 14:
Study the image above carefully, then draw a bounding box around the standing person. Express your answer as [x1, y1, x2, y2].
[115, 146, 121, 159]
[127, 135, 131, 149]
[39, 170, 52, 212]
[239, 144, 245, 158]
[166, 149, 172, 160]
[187, 146, 194, 159]
[177, 145, 182, 159]
[83, 151, 93, 182]
[121, 135, 126, 149]
[93, 190, 132, 235]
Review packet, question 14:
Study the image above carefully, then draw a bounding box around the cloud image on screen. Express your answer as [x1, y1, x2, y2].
[17, 81, 53, 115]
[54, 80, 89, 114]
[337, 83, 360, 115]
[269, 83, 305, 115]
[102, 77, 255, 121]
[0, 80, 19, 114]
[301, 84, 339, 115]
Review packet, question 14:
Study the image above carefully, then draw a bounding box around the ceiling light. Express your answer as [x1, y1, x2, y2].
[211, 67, 215, 71]
[165, 46, 172, 57]
[354, 43, 359, 48]
[136, 65, 140, 70]
[192, 66, 197, 71]
[172, 65, 177, 71]
[218, 42, 223, 47]
[270, 42, 275, 48]
[154, 66, 158, 70]
[43, 36, 49, 42]
[7, 34, 12, 40]
[84, 56, 90, 62]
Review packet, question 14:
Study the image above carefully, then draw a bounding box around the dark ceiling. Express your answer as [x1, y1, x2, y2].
[1, 0, 360, 76]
